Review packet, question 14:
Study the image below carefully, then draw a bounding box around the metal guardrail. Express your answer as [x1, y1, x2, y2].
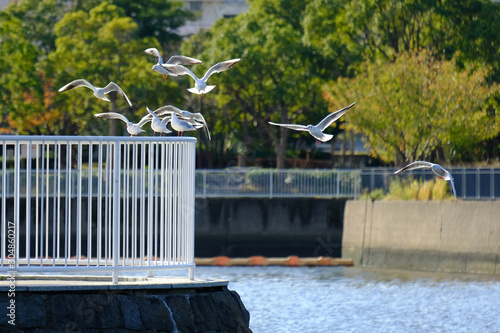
[195, 168, 362, 198]
[0, 136, 196, 283]
[193, 167, 500, 200]
[361, 167, 500, 200]
[4, 166, 497, 200]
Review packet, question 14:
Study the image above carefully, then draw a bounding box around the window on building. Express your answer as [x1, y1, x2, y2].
[190, 1, 203, 12]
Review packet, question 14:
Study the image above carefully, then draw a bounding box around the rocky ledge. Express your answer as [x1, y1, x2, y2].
[0, 276, 252, 333]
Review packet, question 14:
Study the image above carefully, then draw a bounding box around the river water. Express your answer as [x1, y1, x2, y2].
[191, 266, 500, 333]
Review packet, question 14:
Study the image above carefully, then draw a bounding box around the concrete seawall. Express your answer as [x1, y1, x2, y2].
[0, 276, 252, 332]
[342, 200, 500, 274]
[195, 198, 346, 257]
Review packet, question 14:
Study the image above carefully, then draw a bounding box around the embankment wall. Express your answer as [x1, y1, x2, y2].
[342, 200, 500, 274]
[194, 198, 347, 257]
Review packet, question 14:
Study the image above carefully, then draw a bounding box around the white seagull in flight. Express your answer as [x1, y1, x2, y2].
[162, 58, 241, 94]
[268, 102, 356, 144]
[394, 161, 457, 200]
[153, 105, 211, 140]
[58, 79, 132, 106]
[144, 48, 202, 79]
[94, 112, 151, 136]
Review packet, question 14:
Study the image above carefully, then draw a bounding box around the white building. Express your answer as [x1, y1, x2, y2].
[176, 0, 249, 36]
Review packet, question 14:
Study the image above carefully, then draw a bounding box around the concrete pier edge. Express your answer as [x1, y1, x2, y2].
[342, 200, 500, 275]
[0, 276, 252, 332]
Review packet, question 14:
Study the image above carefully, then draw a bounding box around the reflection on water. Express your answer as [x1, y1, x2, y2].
[189, 266, 500, 333]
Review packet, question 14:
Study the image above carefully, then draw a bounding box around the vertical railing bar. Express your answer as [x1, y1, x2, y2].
[112, 140, 120, 284]
[140, 142, 146, 266]
[173, 143, 178, 264]
[27, 142, 33, 266]
[1, 142, 6, 266]
[87, 143, 93, 267]
[97, 141, 103, 267]
[76, 141, 82, 265]
[147, 142, 154, 267]
[154, 142, 159, 264]
[167, 142, 173, 264]
[56, 144, 61, 259]
[45, 144, 50, 261]
[132, 142, 138, 265]
[104, 143, 110, 266]
[40, 142, 46, 266]
[123, 143, 129, 264]
[203, 169, 207, 198]
[181, 143, 186, 264]
[14, 142, 20, 270]
[108, 143, 114, 265]
[160, 142, 166, 263]
[53, 143, 58, 266]
[269, 169, 273, 199]
[66, 142, 72, 266]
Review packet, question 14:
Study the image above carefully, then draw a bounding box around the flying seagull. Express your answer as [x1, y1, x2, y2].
[394, 161, 457, 200]
[144, 48, 202, 79]
[162, 58, 241, 94]
[268, 102, 356, 144]
[153, 105, 211, 140]
[146, 107, 172, 136]
[94, 112, 151, 136]
[58, 79, 132, 107]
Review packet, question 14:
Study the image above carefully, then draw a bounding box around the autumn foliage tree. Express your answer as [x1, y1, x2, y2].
[324, 51, 499, 165]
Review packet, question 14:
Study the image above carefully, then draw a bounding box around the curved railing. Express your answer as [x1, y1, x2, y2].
[0, 136, 196, 283]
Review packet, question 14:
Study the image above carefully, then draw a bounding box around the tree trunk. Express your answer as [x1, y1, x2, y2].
[341, 132, 347, 168]
[108, 95, 117, 136]
[349, 131, 355, 168]
[276, 127, 287, 169]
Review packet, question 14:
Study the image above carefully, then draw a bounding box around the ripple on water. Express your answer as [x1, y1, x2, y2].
[188, 266, 500, 333]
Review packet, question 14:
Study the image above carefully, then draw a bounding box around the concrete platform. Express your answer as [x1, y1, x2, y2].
[0, 275, 251, 332]
[0, 275, 228, 291]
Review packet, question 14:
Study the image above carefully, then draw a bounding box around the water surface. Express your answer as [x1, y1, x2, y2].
[191, 266, 500, 333]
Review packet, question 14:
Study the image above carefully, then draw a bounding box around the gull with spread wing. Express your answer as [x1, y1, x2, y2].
[146, 107, 172, 136]
[153, 105, 211, 140]
[144, 48, 202, 79]
[394, 161, 457, 200]
[268, 102, 356, 144]
[162, 58, 241, 94]
[58, 79, 132, 106]
[94, 112, 151, 136]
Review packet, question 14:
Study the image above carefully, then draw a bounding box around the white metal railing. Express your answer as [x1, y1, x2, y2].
[195, 168, 362, 198]
[361, 167, 500, 200]
[0, 135, 196, 283]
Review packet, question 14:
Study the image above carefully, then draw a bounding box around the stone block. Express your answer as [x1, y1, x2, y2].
[17, 294, 47, 328]
[138, 296, 174, 331]
[164, 295, 195, 333]
[116, 294, 142, 330]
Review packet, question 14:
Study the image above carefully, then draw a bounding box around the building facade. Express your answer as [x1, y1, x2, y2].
[177, 0, 249, 36]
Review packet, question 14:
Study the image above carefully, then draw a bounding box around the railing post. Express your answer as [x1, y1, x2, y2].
[112, 140, 120, 285]
[269, 169, 273, 199]
[336, 169, 340, 198]
[203, 169, 207, 198]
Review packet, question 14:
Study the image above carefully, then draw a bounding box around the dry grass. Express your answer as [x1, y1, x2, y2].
[369, 177, 455, 201]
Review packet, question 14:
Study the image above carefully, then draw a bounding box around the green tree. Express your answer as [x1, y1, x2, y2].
[0, 12, 45, 133]
[1, 0, 191, 135]
[324, 51, 499, 165]
[180, 0, 329, 169]
[111, 0, 195, 54]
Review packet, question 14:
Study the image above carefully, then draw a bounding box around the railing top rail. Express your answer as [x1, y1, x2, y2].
[0, 135, 197, 144]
